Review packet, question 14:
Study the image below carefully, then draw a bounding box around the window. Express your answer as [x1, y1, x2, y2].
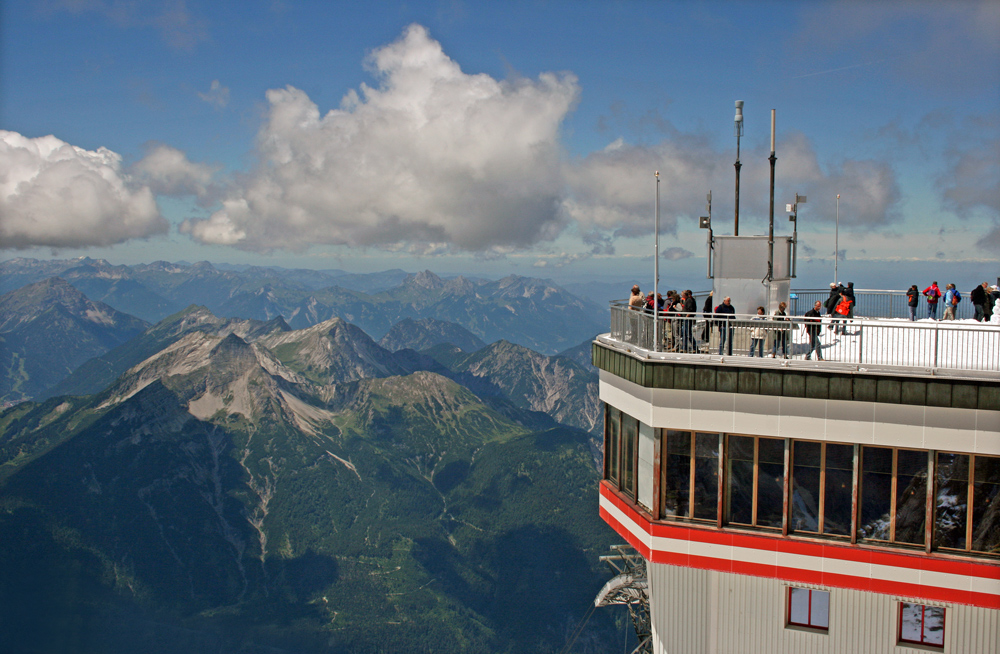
[603, 406, 638, 499]
[726, 435, 785, 529]
[791, 441, 853, 537]
[858, 447, 927, 545]
[936, 453, 1000, 554]
[605, 405, 620, 485]
[899, 602, 945, 648]
[662, 430, 719, 521]
[787, 587, 829, 630]
[621, 414, 638, 498]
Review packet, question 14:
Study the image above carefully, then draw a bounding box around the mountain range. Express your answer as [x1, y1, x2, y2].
[0, 259, 619, 653]
[0, 302, 614, 653]
[1, 258, 606, 354]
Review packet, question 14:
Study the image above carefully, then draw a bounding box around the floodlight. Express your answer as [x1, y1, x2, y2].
[699, 216, 711, 229]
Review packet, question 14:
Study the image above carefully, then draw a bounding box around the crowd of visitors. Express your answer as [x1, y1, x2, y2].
[624, 278, 999, 360]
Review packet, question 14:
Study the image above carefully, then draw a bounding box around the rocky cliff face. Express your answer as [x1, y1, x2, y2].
[445, 340, 601, 434]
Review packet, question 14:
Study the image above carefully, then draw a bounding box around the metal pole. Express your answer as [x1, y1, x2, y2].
[734, 101, 743, 236]
[767, 110, 776, 311]
[835, 194, 840, 285]
[654, 171, 660, 352]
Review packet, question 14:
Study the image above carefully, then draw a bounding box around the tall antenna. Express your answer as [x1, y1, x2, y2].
[653, 171, 660, 352]
[733, 100, 744, 236]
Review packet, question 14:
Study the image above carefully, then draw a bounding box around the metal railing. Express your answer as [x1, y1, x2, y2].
[608, 302, 1000, 373]
[789, 288, 980, 321]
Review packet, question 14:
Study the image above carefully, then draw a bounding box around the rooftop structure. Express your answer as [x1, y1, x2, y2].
[593, 302, 1000, 653]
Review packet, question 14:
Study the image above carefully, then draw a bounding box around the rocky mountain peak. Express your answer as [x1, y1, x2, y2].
[406, 269, 445, 290]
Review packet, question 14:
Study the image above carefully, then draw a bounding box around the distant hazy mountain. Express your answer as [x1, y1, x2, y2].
[0, 321, 619, 652]
[1, 259, 607, 354]
[0, 278, 148, 404]
[378, 317, 487, 353]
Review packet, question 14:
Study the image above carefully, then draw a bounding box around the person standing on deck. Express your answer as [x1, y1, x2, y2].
[923, 281, 942, 319]
[971, 282, 988, 322]
[679, 289, 697, 352]
[804, 301, 824, 360]
[700, 290, 714, 343]
[906, 285, 920, 321]
[943, 284, 959, 320]
[771, 302, 789, 358]
[826, 282, 844, 331]
[715, 297, 735, 356]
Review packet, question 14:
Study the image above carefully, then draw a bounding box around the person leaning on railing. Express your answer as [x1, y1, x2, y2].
[771, 301, 789, 358]
[906, 285, 920, 321]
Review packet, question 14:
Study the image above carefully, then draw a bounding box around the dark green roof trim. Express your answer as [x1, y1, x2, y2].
[592, 342, 1000, 412]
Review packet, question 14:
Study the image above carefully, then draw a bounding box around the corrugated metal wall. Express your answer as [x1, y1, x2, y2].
[648, 562, 1000, 653]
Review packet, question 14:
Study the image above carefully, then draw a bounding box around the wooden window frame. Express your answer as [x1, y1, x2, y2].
[858, 445, 929, 547]
[789, 440, 854, 540]
[934, 452, 1000, 555]
[659, 430, 720, 524]
[724, 433, 786, 531]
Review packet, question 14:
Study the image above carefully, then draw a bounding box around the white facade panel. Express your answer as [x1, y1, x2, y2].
[648, 562, 1000, 654]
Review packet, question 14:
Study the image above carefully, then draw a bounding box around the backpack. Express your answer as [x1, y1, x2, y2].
[952, 291, 961, 305]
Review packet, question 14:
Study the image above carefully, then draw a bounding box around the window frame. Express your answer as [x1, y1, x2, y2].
[603, 405, 639, 500]
[935, 452, 1000, 555]
[600, 401, 1000, 560]
[790, 440, 856, 539]
[898, 602, 945, 649]
[786, 586, 830, 632]
[857, 446, 929, 547]
[724, 433, 787, 531]
[660, 429, 721, 523]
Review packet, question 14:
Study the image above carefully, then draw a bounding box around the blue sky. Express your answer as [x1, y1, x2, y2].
[2, 0, 998, 288]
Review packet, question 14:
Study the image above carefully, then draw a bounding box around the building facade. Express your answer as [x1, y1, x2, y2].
[594, 332, 1000, 653]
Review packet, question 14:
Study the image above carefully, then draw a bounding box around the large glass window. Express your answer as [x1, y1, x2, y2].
[601, 405, 998, 558]
[605, 406, 621, 485]
[787, 587, 830, 630]
[791, 441, 853, 537]
[937, 453, 1000, 554]
[621, 415, 638, 499]
[972, 456, 1000, 554]
[899, 603, 945, 648]
[726, 435, 785, 529]
[859, 447, 927, 545]
[662, 431, 718, 521]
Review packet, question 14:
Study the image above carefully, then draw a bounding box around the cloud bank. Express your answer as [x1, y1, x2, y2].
[0, 130, 167, 249]
[182, 24, 579, 253]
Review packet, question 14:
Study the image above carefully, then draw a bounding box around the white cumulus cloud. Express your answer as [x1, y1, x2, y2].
[0, 130, 167, 249]
[131, 142, 218, 199]
[182, 24, 579, 253]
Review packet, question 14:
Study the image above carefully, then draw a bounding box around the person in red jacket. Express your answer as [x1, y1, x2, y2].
[923, 281, 942, 320]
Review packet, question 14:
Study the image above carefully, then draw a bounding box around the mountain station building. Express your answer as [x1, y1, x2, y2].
[593, 299, 1000, 653]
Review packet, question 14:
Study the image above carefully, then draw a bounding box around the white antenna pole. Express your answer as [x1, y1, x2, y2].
[654, 171, 660, 352]
[835, 194, 840, 285]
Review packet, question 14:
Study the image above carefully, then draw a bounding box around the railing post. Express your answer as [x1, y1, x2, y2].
[933, 322, 939, 368]
[858, 322, 864, 365]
